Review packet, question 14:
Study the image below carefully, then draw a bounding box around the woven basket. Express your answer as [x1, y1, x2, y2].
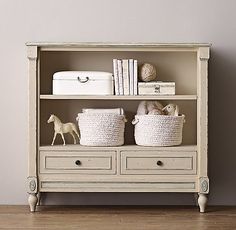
[132, 115, 185, 146]
[77, 113, 126, 146]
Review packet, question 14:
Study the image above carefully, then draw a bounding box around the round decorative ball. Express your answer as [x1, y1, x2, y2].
[139, 63, 157, 82]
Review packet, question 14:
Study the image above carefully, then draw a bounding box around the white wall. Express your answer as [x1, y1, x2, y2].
[0, 0, 236, 205]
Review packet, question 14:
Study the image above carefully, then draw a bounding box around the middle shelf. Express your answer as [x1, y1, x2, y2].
[40, 95, 198, 100]
[39, 144, 197, 151]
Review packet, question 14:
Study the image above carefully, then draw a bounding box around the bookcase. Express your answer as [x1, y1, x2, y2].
[27, 43, 210, 212]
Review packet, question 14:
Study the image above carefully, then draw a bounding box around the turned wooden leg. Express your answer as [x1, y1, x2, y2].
[28, 194, 38, 212]
[198, 193, 207, 213]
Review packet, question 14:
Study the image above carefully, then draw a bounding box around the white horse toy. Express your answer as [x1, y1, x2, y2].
[47, 114, 80, 146]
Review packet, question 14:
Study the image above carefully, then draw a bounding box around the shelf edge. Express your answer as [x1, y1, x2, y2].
[40, 95, 198, 100]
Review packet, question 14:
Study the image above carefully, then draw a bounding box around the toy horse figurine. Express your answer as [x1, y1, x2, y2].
[47, 114, 80, 145]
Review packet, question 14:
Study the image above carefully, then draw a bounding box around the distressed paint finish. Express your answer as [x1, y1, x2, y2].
[28, 46, 38, 212]
[197, 47, 209, 190]
[28, 46, 38, 178]
[27, 43, 210, 212]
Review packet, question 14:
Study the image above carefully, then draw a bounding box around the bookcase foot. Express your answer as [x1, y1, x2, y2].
[198, 193, 207, 213]
[28, 194, 38, 212]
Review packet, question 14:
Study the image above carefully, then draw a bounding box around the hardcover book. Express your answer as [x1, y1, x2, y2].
[122, 59, 129, 95]
[113, 59, 119, 95]
[117, 59, 124, 95]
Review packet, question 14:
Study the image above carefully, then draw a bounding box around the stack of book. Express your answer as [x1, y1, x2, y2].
[113, 59, 138, 95]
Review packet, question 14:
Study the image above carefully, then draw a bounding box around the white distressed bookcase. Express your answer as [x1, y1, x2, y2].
[27, 43, 210, 212]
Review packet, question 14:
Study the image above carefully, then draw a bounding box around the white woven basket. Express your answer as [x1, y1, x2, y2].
[77, 113, 126, 146]
[132, 115, 185, 146]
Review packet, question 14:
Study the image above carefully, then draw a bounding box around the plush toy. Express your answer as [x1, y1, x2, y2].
[148, 109, 163, 115]
[137, 101, 164, 115]
[162, 104, 179, 116]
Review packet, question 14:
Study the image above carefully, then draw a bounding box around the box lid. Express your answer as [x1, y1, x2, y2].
[53, 71, 113, 81]
[138, 81, 175, 86]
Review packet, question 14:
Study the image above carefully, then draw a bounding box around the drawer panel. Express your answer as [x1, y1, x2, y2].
[40, 151, 116, 174]
[121, 151, 196, 175]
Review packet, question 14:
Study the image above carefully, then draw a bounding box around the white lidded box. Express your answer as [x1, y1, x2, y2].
[53, 71, 114, 95]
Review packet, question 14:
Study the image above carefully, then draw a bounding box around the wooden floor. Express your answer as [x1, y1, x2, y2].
[0, 206, 236, 230]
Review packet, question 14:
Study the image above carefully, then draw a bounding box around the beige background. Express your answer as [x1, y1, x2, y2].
[0, 0, 235, 205]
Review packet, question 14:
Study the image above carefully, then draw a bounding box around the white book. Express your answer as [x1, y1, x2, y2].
[117, 60, 124, 95]
[122, 59, 129, 95]
[113, 59, 119, 95]
[133, 60, 138, 95]
[129, 59, 134, 95]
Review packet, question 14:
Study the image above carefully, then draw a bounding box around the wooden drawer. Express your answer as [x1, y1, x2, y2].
[39, 151, 116, 174]
[121, 151, 196, 175]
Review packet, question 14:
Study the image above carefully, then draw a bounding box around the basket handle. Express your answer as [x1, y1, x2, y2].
[132, 118, 139, 125]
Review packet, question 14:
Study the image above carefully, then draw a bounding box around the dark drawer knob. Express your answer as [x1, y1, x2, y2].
[156, 160, 163, 166]
[75, 160, 81, 166]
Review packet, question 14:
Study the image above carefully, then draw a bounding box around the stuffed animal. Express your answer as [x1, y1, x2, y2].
[162, 104, 179, 116]
[137, 101, 164, 115]
[148, 109, 163, 115]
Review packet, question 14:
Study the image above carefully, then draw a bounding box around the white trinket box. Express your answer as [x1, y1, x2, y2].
[53, 71, 114, 95]
[138, 81, 175, 95]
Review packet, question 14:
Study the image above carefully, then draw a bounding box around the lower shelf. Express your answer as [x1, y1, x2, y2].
[39, 144, 197, 151]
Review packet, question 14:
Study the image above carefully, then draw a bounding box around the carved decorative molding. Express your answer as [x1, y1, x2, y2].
[27, 176, 38, 194]
[199, 177, 209, 194]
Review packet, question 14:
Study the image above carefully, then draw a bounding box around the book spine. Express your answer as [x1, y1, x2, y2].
[133, 60, 138, 95]
[117, 60, 124, 95]
[113, 59, 119, 95]
[122, 59, 129, 95]
[129, 59, 134, 95]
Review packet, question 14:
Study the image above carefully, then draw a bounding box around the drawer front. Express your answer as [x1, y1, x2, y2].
[121, 151, 196, 175]
[40, 151, 116, 174]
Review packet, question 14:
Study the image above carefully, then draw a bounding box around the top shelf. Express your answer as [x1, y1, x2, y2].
[26, 42, 211, 52]
[40, 95, 197, 100]
[26, 42, 211, 47]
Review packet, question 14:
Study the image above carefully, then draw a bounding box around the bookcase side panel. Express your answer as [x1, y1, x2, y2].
[27, 45, 39, 194]
[197, 47, 210, 193]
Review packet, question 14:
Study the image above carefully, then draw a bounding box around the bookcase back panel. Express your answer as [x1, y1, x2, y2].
[40, 51, 197, 95]
[40, 100, 196, 146]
